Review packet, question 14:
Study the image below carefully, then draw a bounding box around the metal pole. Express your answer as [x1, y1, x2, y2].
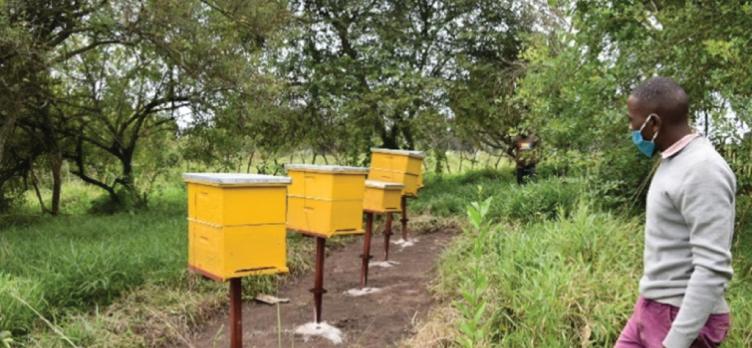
[360, 213, 374, 289]
[229, 277, 243, 348]
[311, 237, 328, 323]
[383, 212, 393, 261]
[400, 196, 409, 241]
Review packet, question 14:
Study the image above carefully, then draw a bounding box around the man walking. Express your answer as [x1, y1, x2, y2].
[616, 77, 734, 348]
[513, 129, 540, 185]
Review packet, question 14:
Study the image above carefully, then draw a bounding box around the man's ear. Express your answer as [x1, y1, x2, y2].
[651, 114, 663, 135]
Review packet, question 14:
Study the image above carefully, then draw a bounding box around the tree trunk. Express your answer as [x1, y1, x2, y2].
[0, 113, 17, 165]
[458, 151, 464, 172]
[29, 162, 50, 214]
[401, 123, 415, 150]
[122, 155, 135, 190]
[49, 145, 63, 215]
[246, 151, 255, 173]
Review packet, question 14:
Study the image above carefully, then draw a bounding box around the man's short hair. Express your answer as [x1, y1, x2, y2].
[630, 77, 689, 124]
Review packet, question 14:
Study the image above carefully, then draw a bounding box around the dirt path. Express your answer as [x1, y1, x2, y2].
[191, 221, 457, 348]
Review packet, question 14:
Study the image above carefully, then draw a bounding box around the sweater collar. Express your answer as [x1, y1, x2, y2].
[661, 133, 701, 159]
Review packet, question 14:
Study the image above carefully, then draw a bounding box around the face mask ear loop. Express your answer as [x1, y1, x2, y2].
[639, 114, 655, 132]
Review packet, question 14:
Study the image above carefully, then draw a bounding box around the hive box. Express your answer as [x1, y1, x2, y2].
[183, 173, 292, 282]
[369, 149, 426, 197]
[363, 180, 404, 213]
[285, 164, 369, 238]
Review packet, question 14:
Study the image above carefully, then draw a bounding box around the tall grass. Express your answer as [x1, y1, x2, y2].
[413, 168, 583, 224]
[0, 187, 189, 335]
[0, 183, 336, 343]
[431, 201, 752, 347]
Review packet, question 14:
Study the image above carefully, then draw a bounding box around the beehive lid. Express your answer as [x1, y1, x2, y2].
[182, 173, 292, 185]
[366, 180, 404, 189]
[284, 164, 370, 174]
[371, 148, 426, 159]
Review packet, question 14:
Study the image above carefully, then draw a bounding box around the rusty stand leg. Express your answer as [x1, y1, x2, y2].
[383, 212, 393, 261]
[310, 237, 328, 324]
[229, 277, 243, 348]
[400, 196, 409, 241]
[360, 213, 374, 289]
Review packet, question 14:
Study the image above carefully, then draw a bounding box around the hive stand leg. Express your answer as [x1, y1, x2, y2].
[310, 237, 328, 323]
[229, 278, 243, 348]
[400, 196, 409, 241]
[383, 213, 393, 261]
[360, 213, 374, 289]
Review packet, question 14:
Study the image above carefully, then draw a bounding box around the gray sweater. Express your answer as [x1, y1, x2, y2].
[640, 137, 735, 348]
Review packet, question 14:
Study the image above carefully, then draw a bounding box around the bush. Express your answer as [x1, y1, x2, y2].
[414, 169, 582, 224]
[584, 140, 655, 213]
[488, 177, 583, 224]
[435, 200, 752, 347]
[87, 188, 145, 215]
[0, 274, 45, 335]
[0, 204, 188, 334]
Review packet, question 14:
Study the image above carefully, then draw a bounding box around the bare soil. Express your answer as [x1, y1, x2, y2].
[191, 220, 458, 348]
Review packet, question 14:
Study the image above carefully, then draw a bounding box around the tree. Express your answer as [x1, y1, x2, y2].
[0, 0, 289, 211]
[276, 0, 536, 159]
[0, 0, 118, 213]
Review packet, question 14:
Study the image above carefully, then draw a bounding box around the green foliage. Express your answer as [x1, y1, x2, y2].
[0, 274, 45, 336]
[276, 0, 535, 154]
[0, 330, 12, 348]
[0, 190, 187, 334]
[584, 141, 656, 213]
[733, 195, 752, 282]
[0, 184, 343, 342]
[414, 169, 582, 224]
[453, 195, 494, 348]
[435, 199, 752, 346]
[0, 0, 289, 210]
[493, 178, 582, 223]
[718, 139, 752, 199]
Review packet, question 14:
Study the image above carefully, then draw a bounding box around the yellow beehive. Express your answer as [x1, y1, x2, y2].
[368, 168, 420, 197]
[363, 180, 404, 213]
[183, 173, 292, 282]
[285, 164, 369, 238]
[369, 148, 425, 197]
[410, 150, 425, 188]
[371, 149, 424, 174]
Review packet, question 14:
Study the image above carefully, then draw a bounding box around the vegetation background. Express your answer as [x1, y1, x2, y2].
[1, 0, 751, 347]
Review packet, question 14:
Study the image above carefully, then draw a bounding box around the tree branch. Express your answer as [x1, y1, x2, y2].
[50, 40, 123, 65]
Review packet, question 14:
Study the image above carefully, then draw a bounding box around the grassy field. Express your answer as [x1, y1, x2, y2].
[403, 169, 752, 347]
[3, 153, 750, 347]
[0, 180, 352, 347]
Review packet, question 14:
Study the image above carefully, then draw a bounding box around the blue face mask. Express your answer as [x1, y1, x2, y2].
[631, 114, 659, 158]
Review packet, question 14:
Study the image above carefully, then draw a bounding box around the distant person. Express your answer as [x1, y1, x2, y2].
[616, 77, 734, 348]
[512, 130, 540, 185]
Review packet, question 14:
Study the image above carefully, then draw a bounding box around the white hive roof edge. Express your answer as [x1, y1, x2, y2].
[284, 164, 370, 173]
[370, 148, 426, 158]
[366, 180, 404, 189]
[182, 173, 292, 185]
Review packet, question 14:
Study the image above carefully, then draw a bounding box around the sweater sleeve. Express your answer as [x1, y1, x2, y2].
[663, 159, 735, 348]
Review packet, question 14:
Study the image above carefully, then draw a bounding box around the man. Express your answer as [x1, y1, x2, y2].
[512, 129, 540, 185]
[616, 77, 734, 348]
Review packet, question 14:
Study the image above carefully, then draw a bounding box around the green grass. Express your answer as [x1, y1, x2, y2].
[0, 187, 189, 335]
[0, 182, 351, 346]
[408, 170, 752, 347]
[7, 161, 749, 347]
[413, 168, 583, 224]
